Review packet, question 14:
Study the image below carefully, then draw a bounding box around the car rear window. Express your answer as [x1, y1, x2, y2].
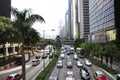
[8, 76, 13, 78]
[98, 73, 105, 77]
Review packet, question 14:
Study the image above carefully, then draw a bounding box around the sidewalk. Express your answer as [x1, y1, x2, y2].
[112, 60, 120, 73]
[0, 62, 16, 71]
[94, 56, 120, 73]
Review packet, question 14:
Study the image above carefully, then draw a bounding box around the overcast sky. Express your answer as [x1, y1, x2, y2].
[11, 0, 68, 39]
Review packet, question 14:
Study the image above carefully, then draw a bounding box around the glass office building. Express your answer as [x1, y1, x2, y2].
[89, 0, 119, 43]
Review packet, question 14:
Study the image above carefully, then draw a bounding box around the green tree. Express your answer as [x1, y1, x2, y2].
[11, 8, 45, 80]
[74, 38, 85, 50]
[55, 35, 61, 48]
[80, 42, 93, 56]
[103, 43, 118, 68]
[0, 16, 11, 30]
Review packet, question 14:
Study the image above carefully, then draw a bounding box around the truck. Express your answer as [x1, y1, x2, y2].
[14, 53, 30, 65]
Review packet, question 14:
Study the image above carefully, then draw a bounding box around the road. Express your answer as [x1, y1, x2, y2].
[50, 51, 116, 80]
[0, 51, 51, 80]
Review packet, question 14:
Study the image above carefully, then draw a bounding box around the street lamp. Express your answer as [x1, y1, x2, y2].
[39, 29, 55, 70]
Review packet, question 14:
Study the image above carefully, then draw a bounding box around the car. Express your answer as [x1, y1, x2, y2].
[94, 71, 107, 80]
[67, 60, 72, 68]
[5, 73, 22, 80]
[67, 52, 70, 55]
[49, 53, 53, 58]
[65, 71, 75, 80]
[76, 60, 83, 67]
[57, 60, 63, 68]
[32, 59, 40, 66]
[60, 53, 65, 59]
[117, 74, 120, 80]
[70, 47, 75, 54]
[42, 53, 47, 59]
[85, 60, 92, 66]
[49, 76, 58, 80]
[35, 54, 40, 59]
[73, 54, 78, 60]
[80, 67, 90, 80]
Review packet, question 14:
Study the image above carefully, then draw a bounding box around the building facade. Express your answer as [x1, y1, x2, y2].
[0, 0, 11, 18]
[77, 0, 90, 41]
[89, 0, 119, 43]
[65, 10, 69, 38]
[68, 0, 76, 39]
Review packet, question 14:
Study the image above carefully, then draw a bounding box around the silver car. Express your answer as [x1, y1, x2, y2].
[57, 60, 63, 68]
[67, 60, 72, 68]
[49, 77, 58, 80]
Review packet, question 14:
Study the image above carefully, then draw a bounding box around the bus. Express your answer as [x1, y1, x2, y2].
[76, 47, 85, 58]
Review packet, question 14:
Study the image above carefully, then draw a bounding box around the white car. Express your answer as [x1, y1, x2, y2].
[49, 76, 58, 80]
[85, 60, 92, 66]
[73, 54, 78, 60]
[80, 67, 90, 80]
[5, 73, 22, 80]
[60, 54, 65, 59]
[32, 59, 40, 66]
[57, 60, 63, 68]
[77, 60, 83, 67]
[65, 71, 75, 80]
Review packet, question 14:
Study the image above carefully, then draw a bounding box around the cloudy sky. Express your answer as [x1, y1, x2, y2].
[11, 0, 68, 39]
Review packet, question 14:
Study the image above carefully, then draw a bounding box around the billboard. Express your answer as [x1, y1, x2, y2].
[106, 29, 116, 41]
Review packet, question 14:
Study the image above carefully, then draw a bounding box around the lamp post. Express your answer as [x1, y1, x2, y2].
[40, 29, 55, 70]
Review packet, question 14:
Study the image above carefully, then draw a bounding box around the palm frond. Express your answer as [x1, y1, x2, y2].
[26, 14, 45, 26]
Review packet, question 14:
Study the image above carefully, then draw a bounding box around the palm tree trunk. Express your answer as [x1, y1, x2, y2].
[100, 56, 103, 63]
[106, 56, 108, 66]
[22, 45, 26, 80]
[110, 56, 113, 68]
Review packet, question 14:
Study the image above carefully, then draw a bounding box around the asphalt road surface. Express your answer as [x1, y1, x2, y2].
[49, 50, 116, 80]
[0, 51, 51, 80]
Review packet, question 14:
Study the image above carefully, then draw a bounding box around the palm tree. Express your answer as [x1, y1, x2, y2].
[24, 28, 40, 55]
[11, 7, 45, 80]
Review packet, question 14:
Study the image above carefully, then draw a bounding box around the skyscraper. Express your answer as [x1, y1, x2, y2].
[77, 0, 90, 41]
[68, 0, 76, 39]
[0, 0, 11, 18]
[89, 0, 120, 43]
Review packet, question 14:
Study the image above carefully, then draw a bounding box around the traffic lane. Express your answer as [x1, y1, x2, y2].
[79, 58, 115, 80]
[0, 64, 31, 80]
[50, 65, 61, 79]
[26, 57, 51, 80]
[58, 55, 82, 80]
[50, 55, 81, 80]
[50, 56, 66, 79]
[0, 56, 49, 80]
